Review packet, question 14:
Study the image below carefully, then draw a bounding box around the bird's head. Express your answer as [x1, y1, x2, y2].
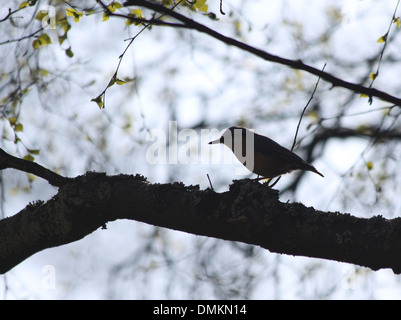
[208, 126, 247, 146]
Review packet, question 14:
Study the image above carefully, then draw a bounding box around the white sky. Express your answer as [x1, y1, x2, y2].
[1, 0, 401, 299]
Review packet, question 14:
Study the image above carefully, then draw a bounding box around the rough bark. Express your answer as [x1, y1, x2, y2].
[1, 172, 401, 274]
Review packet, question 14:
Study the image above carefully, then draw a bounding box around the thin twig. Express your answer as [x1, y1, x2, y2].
[0, 27, 43, 46]
[369, 0, 400, 88]
[291, 63, 326, 152]
[0, 4, 28, 23]
[269, 64, 326, 189]
[94, 0, 185, 107]
[206, 173, 214, 190]
[220, 0, 226, 15]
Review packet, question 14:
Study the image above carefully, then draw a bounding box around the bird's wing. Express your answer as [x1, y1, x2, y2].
[252, 133, 304, 163]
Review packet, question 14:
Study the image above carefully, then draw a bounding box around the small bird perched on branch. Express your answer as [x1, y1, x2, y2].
[209, 126, 324, 179]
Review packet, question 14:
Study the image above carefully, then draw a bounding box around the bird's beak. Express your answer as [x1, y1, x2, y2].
[208, 137, 222, 144]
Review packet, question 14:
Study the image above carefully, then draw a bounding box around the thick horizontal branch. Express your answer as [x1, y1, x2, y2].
[1, 172, 401, 274]
[123, 0, 401, 107]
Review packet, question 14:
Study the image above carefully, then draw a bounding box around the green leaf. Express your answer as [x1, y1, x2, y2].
[27, 149, 40, 155]
[131, 9, 143, 16]
[19, 1, 29, 9]
[126, 8, 144, 26]
[91, 96, 104, 108]
[377, 34, 387, 43]
[58, 35, 67, 45]
[366, 161, 374, 171]
[198, 4, 208, 12]
[191, 0, 208, 12]
[39, 33, 52, 45]
[107, 78, 116, 88]
[393, 17, 401, 28]
[32, 39, 41, 49]
[14, 123, 23, 132]
[35, 10, 48, 21]
[115, 78, 126, 85]
[194, 0, 207, 9]
[19, 0, 36, 9]
[369, 72, 378, 80]
[65, 47, 74, 58]
[59, 19, 71, 33]
[102, 12, 110, 21]
[8, 117, 17, 125]
[108, 2, 123, 12]
[23, 154, 35, 162]
[66, 8, 84, 23]
[66, 8, 76, 17]
[32, 33, 52, 49]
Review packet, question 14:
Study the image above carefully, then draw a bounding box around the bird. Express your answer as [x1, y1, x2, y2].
[208, 126, 324, 179]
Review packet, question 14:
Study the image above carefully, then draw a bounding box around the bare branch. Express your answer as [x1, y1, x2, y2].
[0, 148, 69, 187]
[123, 0, 401, 106]
[369, 0, 401, 88]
